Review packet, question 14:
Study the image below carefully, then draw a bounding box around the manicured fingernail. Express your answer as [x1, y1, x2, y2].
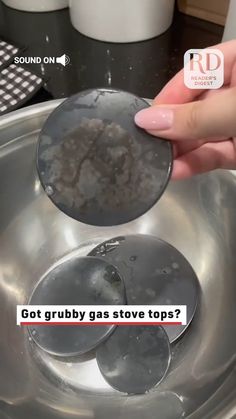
[135, 107, 174, 130]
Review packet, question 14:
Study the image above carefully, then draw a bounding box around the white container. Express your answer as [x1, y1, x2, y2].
[69, 0, 175, 43]
[222, 0, 236, 42]
[1, 0, 68, 12]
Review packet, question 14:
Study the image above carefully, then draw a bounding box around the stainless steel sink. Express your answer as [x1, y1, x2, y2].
[0, 100, 235, 419]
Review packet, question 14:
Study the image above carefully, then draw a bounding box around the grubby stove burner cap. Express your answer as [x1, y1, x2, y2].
[89, 234, 199, 343]
[96, 325, 171, 394]
[37, 88, 172, 226]
[28, 256, 126, 357]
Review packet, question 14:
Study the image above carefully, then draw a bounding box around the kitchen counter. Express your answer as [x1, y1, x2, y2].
[0, 2, 223, 108]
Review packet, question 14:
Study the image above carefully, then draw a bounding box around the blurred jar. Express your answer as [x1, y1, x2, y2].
[222, 0, 236, 41]
[69, 0, 175, 43]
[1, 0, 68, 12]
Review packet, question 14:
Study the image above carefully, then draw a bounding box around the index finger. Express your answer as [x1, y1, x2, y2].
[154, 40, 236, 105]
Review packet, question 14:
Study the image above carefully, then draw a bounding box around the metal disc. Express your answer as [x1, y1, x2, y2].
[118, 391, 185, 419]
[89, 235, 199, 343]
[96, 325, 171, 394]
[28, 256, 126, 356]
[37, 88, 172, 226]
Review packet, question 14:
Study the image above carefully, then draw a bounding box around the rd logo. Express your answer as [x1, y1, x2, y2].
[184, 48, 224, 89]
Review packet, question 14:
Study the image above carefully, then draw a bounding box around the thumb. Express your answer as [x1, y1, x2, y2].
[135, 87, 236, 141]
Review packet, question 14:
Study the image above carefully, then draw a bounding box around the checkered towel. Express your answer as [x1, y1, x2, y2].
[0, 64, 43, 115]
[0, 36, 44, 116]
[0, 40, 19, 70]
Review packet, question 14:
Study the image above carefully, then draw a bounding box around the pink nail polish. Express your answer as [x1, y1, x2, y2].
[135, 107, 173, 130]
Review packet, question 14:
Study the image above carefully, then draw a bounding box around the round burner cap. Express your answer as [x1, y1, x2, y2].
[89, 234, 199, 343]
[96, 325, 171, 394]
[28, 256, 126, 357]
[37, 88, 172, 226]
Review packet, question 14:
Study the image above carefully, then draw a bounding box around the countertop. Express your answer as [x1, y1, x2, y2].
[0, 2, 223, 108]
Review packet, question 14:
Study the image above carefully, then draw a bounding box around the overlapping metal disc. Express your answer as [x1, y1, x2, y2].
[89, 234, 199, 343]
[96, 325, 171, 394]
[28, 256, 126, 356]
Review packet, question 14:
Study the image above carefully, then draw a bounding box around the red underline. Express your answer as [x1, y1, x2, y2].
[21, 322, 182, 326]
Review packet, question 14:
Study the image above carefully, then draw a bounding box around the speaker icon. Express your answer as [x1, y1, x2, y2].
[56, 54, 70, 67]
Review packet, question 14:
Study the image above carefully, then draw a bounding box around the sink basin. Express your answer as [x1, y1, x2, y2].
[0, 100, 235, 419]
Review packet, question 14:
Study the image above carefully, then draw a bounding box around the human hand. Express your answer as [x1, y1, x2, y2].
[135, 40, 236, 179]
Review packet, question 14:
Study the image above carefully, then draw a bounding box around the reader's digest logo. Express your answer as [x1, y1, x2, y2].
[184, 48, 224, 89]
